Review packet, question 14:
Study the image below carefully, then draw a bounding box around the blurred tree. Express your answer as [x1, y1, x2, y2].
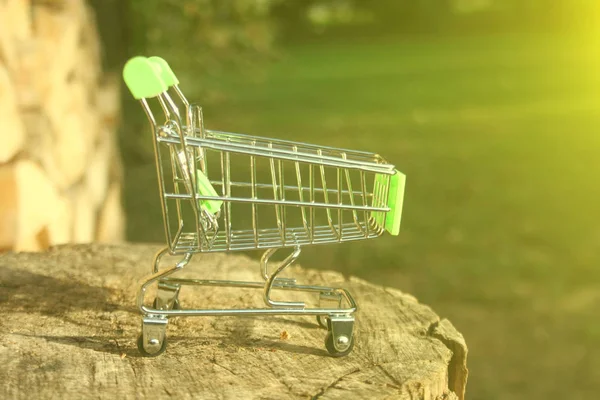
[89, 0, 282, 162]
[88, 0, 131, 72]
[87, 0, 596, 162]
[270, 0, 321, 39]
[274, 0, 597, 38]
[127, 0, 277, 87]
[90, 0, 596, 76]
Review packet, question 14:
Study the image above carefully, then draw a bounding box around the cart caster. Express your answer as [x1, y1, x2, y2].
[325, 331, 354, 357]
[154, 281, 181, 311]
[317, 291, 342, 329]
[316, 315, 329, 329]
[138, 317, 168, 357]
[317, 291, 342, 331]
[153, 298, 180, 310]
[137, 334, 167, 357]
[324, 315, 355, 357]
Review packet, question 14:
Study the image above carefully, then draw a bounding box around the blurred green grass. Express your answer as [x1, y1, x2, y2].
[124, 33, 600, 399]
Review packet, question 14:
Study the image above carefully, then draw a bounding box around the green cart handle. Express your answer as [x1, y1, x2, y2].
[123, 56, 168, 99]
[374, 170, 406, 236]
[123, 56, 218, 213]
[148, 56, 180, 88]
[123, 56, 180, 98]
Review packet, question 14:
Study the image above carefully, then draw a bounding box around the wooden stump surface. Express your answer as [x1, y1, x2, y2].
[0, 244, 468, 399]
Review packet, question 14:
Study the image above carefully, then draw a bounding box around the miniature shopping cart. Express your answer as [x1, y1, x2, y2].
[123, 56, 406, 357]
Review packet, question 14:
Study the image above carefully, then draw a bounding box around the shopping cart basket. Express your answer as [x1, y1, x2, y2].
[123, 56, 406, 357]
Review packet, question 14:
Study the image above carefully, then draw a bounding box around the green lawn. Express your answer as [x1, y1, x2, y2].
[124, 33, 600, 399]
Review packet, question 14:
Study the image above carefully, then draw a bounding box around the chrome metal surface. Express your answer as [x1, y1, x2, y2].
[141, 317, 168, 355]
[328, 315, 355, 352]
[263, 247, 303, 308]
[319, 290, 343, 309]
[155, 281, 181, 310]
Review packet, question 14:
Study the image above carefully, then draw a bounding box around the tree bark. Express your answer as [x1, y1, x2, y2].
[0, 243, 468, 399]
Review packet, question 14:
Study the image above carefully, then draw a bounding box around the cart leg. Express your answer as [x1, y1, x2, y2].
[152, 247, 171, 274]
[260, 248, 296, 286]
[138, 317, 168, 357]
[136, 249, 192, 357]
[263, 247, 305, 308]
[316, 291, 343, 328]
[138, 248, 191, 313]
[324, 315, 355, 357]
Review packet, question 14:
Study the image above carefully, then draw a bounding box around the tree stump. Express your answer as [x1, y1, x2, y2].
[0, 244, 468, 399]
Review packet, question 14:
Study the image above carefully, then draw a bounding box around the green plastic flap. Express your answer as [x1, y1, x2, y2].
[123, 56, 167, 99]
[196, 169, 223, 214]
[374, 170, 406, 236]
[149, 56, 180, 87]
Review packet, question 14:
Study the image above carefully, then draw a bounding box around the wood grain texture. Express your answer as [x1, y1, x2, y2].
[0, 244, 468, 399]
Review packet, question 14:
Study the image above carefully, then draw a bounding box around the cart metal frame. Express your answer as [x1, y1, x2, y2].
[123, 56, 406, 357]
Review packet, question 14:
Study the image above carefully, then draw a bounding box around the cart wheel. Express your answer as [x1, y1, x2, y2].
[153, 298, 180, 310]
[137, 334, 167, 357]
[316, 315, 329, 329]
[324, 332, 354, 357]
